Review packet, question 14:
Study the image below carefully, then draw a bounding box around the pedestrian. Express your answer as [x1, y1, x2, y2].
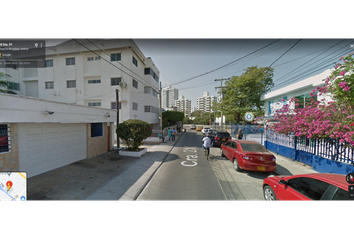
[172, 128, 176, 141]
[237, 129, 243, 140]
[168, 128, 172, 141]
[158, 132, 164, 143]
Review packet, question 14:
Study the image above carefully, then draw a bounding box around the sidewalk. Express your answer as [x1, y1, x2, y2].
[85, 133, 183, 200]
[270, 151, 318, 175]
[27, 131, 183, 200]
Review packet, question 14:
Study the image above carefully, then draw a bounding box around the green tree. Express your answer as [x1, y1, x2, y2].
[0, 72, 16, 94]
[162, 111, 184, 128]
[214, 66, 274, 123]
[116, 119, 152, 151]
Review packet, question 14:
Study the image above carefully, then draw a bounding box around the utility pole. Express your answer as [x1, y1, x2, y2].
[116, 89, 120, 148]
[159, 82, 162, 131]
[215, 78, 230, 130]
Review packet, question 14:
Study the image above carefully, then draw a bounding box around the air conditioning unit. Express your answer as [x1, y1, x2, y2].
[119, 82, 127, 87]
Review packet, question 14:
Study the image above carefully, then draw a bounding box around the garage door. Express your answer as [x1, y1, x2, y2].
[18, 123, 87, 178]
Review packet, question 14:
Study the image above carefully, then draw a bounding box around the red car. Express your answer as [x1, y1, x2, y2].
[263, 173, 352, 200]
[220, 140, 276, 172]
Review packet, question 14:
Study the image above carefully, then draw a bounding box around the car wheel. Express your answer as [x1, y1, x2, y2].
[233, 158, 241, 172]
[263, 185, 276, 201]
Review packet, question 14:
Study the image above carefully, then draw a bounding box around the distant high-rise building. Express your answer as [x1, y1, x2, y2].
[175, 96, 192, 117]
[197, 92, 217, 113]
[162, 85, 179, 109]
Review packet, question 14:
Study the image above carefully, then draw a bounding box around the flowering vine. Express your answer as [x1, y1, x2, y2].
[255, 53, 354, 146]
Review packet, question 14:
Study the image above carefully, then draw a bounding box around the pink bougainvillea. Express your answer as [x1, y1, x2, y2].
[255, 53, 354, 146]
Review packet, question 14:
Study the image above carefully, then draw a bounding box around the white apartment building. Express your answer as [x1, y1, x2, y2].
[197, 92, 217, 113]
[1, 39, 160, 130]
[162, 85, 179, 109]
[175, 96, 191, 117]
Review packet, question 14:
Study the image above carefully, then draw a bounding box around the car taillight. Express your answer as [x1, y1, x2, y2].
[229, 137, 232, 140]
[215, 137, 220, 140]
[243, 155, 249, 160]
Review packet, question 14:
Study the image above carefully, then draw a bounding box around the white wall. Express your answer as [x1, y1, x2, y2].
[0, 93, 117, 123]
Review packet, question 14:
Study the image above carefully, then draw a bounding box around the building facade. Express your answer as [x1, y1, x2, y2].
[197, 92, 217, 113]
[1, 39, 160, 130]
[0, 93, 116, 177]
[162, 85, 179, 109]
[261, 69, 333, 116]
[175, 96, 191, 117]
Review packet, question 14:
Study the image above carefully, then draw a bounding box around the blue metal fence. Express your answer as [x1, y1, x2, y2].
[265, 130, 354, 174]
[231, 124, 264, 145]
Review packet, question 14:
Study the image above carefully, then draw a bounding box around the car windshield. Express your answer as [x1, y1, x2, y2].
[217, 132, 230, 137]
[240, 143, 268, 152]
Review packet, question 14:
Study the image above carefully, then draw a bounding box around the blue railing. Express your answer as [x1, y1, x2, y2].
[266, 130, 354, 165]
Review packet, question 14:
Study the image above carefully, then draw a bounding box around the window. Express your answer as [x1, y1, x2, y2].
[67, 80, 76, 88]
[132, 79, 138, 89]
[111, 78, 122, 86]
[132, 56, 138, 67]
[287, 177, 330, 200]
[111, 102, 121, 109]
[133, 102, 138, 110]
[0, 124, 10, 153]
[7, 81, 20, 91]
[144, 86, 158, 97]
[332, 188, 349, 200]
[91, 123, 103, 138]
[88, 56, 101, 61]
[45, 82, 54, 89]
[144, 106, 151, 112]
[66, 57, 75, 66]
[231, 142, 237, 149]
[111, 53, 121, 61]
[240, 143, 268, 152]
[45, 60, 53, 67]
[88, 102, 101, 107]
[294, 94, 316, 109]
[144, 68, 159, 82]
[88, 80, 101, 84]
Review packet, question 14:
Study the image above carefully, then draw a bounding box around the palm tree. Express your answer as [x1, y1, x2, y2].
[0, 72, 16, 94]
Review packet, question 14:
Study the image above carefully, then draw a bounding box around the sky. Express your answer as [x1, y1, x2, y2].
[45, 38, 354, 109]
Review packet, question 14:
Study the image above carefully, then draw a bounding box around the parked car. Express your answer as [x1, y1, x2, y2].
[220, 140, 276, 172]
[263, 173, 352, 200]
[196, 126, 203, 131]
[204, 128, 213, 136]
[201, 127, 211, 135]
[190, 124, 196, 130]
[209, 130, 232, 147]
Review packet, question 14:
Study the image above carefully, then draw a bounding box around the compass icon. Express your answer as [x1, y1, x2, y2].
[346, 173, 354, 184]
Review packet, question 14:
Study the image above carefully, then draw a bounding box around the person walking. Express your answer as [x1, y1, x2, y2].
[172, 128, 176, 141]
[202, 134, 211, 157]
[167, 128, 172, 141]
[158, 132, 164, 143]
[237, 129, 243, 140]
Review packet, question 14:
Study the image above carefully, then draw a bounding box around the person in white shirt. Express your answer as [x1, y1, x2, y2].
[202, 134, 211, 156]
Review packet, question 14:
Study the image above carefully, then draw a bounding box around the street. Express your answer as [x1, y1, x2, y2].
[137, 130, 273, 200]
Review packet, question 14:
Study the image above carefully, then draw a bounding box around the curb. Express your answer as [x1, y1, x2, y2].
[131, 131, 185, 200]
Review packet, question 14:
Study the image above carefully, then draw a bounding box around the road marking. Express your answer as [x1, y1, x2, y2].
[181, 148, 198, 167]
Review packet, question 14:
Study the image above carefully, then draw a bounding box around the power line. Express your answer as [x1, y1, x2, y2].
[162, 39, 282, 88]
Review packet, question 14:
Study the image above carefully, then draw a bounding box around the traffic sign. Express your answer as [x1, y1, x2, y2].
[245, 112, 254, 122]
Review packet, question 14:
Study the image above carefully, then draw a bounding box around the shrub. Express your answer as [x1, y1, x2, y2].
[116, 119, 152, 151]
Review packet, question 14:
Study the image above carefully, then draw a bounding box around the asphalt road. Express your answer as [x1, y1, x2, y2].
[137, 130, 274, 200]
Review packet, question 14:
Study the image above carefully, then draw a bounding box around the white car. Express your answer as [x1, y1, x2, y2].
[201, 127, 211, 135]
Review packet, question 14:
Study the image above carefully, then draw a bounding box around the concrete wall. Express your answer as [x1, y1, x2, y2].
[86, 123, 108, 158]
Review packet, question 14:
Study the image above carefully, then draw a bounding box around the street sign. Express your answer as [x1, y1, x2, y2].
[245, 112, 254, 122]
